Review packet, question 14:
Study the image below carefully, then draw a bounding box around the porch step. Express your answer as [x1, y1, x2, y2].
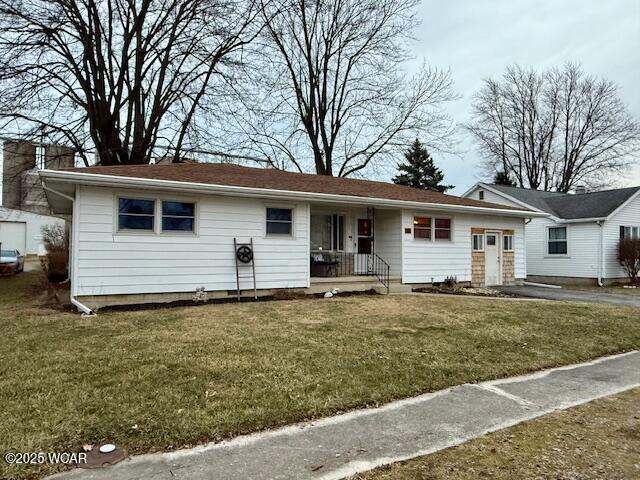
[307, 277, 409, 295]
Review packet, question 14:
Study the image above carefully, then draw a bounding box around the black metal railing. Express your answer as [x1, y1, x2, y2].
[310, 251, 391, 293]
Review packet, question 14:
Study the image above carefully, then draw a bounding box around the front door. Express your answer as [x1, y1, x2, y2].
[356, 218, 373, 274]
[485, 232, 502, 286]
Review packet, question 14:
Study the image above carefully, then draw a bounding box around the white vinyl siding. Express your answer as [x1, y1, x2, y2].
[74, 185, 310, 296]
[373, 209, 402, 276]
[526, 217, 600, 278]
[401, 210, 526, 284]
[466, 186, 524, 209]
[603, 193, 640, 279]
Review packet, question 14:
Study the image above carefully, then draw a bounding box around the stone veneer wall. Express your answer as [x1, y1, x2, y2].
[471, 227, 485, 287]
[502, 229, 515, 285]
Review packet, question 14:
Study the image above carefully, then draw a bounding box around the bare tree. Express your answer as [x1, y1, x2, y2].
[220, 0, 455, 177]
[466, 63, 639, 192]
[0, 0, 263, 166]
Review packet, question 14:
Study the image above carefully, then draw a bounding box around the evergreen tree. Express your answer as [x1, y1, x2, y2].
[494, 169, 516, 186]
[393, 139, 454, 192]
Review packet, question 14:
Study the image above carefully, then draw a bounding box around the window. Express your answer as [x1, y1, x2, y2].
[620, 226, 640, 239]
[434, 218, 452, 240]
[479, 190, 485, 200]
[162, 201, 195, 232]
[413, 217, 431, 239]
[486, 234, 496, 246]
[548, 227, 567, 255]
[310, 214, 344, 250]
[472, 234, 484, 251]
[503, 234, 514, 251]
[266, 207, 293, 235]
[118, 198, 155, 231]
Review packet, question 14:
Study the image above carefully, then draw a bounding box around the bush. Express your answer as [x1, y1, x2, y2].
[40, 224, 69, 282]
[617, 238, 640, 283]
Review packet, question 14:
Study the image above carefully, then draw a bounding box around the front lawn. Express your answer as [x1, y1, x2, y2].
[354, 388, 640, 480]
[2, 271, 640, 480]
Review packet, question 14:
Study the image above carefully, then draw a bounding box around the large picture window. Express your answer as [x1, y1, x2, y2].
[266, 208, 293, 235]
[118, 198, 155, 231]
[548, 227, 568, 255]
[413, 217, 431, 239]
[162, 201, 195, 232]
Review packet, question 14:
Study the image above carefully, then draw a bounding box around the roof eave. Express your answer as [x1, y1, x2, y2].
[39, 170, 547, 218]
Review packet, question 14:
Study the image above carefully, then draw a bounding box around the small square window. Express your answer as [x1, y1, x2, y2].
[267, 208, 293, 235]
[118, 198, 155, 231]
[162, 201, 195, 232]
[413, 217, 431, 239]
[434, 218, 451, 240]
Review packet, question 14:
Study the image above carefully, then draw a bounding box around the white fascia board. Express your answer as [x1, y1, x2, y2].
[461, 182, 483, 198]
[39, 170, 548, 218]
[473, 183, 549, 214]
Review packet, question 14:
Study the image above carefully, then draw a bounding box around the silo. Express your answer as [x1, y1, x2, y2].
[2, 140, 36, 210]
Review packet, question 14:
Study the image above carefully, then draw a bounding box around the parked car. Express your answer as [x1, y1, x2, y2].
[0, 249, 25, 275]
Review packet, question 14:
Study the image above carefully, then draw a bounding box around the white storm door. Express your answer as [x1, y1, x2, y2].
[485, 232, 502, 286]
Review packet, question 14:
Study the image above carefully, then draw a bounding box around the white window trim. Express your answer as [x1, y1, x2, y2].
[114, 193, 199, 236]
[503, 234, 514, 252]
[433, 216, 453, 242]
[411, 213, 454, 242]
[545, 225, 569, 257]
[472, 233, 485, 252]
[265, 205, 295, 238]
[413, 216, 432, 241]
[160, 200, 198, 235]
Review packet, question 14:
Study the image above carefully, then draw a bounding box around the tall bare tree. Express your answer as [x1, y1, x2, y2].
[466, 63, 639, 192]
[220, 0, 455, 177]
[0, 0, 263, 166]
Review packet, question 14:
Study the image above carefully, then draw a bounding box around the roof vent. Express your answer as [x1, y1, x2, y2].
[574, 185, 586, 195]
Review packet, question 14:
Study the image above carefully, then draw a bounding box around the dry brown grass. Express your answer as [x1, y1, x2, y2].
[1, 271, 640, 479]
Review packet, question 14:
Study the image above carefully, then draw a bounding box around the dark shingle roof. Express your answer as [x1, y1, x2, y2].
[58, 163, 527, 212]
[487, 184, 640, 219]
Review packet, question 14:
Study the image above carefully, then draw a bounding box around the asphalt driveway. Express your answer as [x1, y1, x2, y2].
[498, 285, 640, 308]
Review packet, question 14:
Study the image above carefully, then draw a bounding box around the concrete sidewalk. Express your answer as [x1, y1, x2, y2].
[50, 351, 640, 480]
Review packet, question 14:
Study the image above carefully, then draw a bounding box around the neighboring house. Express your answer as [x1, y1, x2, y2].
[463, 183, 640, 285]
[0, 207, 64, 255]
[39, 163, 544, 310]
[1, 140, 70, 255]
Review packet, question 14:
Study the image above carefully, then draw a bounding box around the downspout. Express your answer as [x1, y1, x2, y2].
[597, 220, 604, 287]
[42, 184, 97, 317]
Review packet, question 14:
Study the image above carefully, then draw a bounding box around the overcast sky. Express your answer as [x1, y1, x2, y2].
[404, 0, 640, 194]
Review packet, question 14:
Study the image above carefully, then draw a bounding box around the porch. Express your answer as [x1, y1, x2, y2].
[309, 206, 402, 293]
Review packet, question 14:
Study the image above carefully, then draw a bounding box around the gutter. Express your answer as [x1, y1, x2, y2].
[42, 182, 97, 317]
[39, 170, 548, 218]
[597, 220, 605, 287]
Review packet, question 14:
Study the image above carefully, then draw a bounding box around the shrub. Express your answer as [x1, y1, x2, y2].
[40, 224, 69, 282]
[617, 238, 640, 283]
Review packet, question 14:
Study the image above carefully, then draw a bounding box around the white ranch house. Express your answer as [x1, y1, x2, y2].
[40, 163, 544, 311]
[463, 183, 640, 285]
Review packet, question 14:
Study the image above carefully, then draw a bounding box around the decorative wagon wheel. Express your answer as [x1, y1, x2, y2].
[236, 245, 254, 263]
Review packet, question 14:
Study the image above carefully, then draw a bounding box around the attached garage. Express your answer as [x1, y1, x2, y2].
[0, 221, 26, 253]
